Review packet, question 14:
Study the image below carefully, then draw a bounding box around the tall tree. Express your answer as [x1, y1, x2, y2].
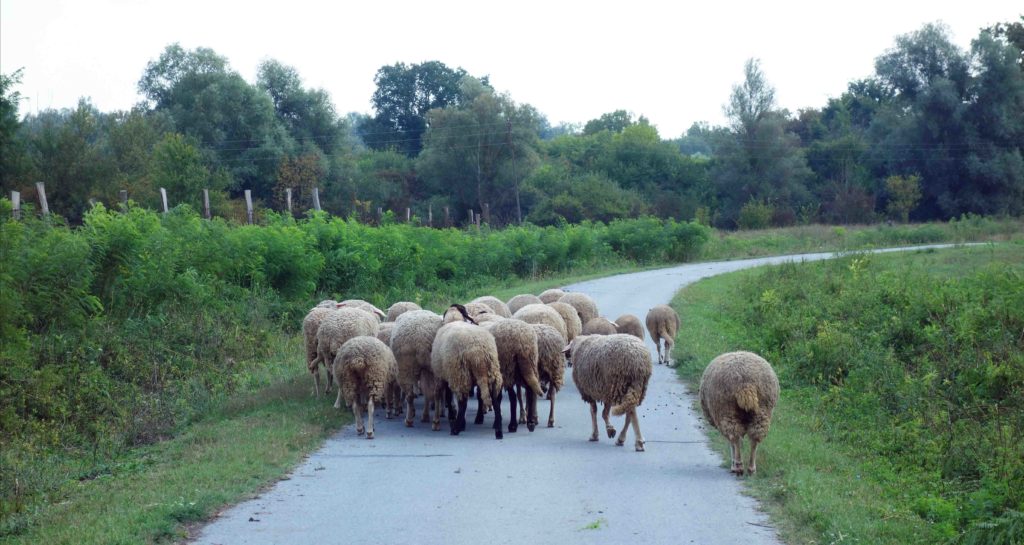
[0, 69, 29, 189]
[582, 110, 635, 135]
[365, 61, 486, 156]
[256, 60, 346, 156]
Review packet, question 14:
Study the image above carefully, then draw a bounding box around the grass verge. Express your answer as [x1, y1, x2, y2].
[671, 243, 1024, 544]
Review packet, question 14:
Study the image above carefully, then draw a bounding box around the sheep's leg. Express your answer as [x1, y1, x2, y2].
[404, 392, 415, 427]
[729, 437, 744, 474]
[474, 386, 485, 424]
[747, 438, 760, 475]
[430, 390, 441, 432]
[602, 403, 615, 438]
[325, 361, 335, 393]
[444, 386, 456, 423]
[525, 386, 537, 432]
[491, 387, 504, 440]
[451, 396, 468, 435]
[664, 338, 675, 367]
[354, 398, 365, 436]
[547, 389, 556, 428]
[615, 412, 631, 446]
[366, 398, 375, 439]
[655, 338, 664, 364]
[506, 386, 519, 433]
[311, 366, 321, 398]
[631, 409, 646, 452]
[588, 401, 599, 441]
[333, 387, 343, 410]
[517, 385, 527, 425]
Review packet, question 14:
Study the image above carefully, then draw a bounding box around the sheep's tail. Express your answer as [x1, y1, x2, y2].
[611, 382, 644, 416]
[735, 384, 759, 413]
[525, 373, 543, 397]
[472, 365, 494, 412]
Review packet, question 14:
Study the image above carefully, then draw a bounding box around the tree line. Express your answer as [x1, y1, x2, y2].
[1, 18, 1022, 228]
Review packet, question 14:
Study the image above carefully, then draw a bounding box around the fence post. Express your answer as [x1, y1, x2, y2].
[444, 206, 450, 226]
[203, 189, 211, 219]
[475, 212, 481, 230]
[36, 182, 49, 216]
[405, 207, 411, 223]
[244, 190, 254, 225]
[10, 191, 20, 220]
[428, 204, 433, 227]
[312, 187, 321, 211]
[468, 209, 473, 226]
[483, 202, 490, 224]
[159, 188, 168, 213]
[119, 190, 128, 208]
[286, 188, 292, 216]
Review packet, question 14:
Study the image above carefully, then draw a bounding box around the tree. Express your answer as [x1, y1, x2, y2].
[274, 153, 325, 213]
[257, 60, 346, 156]
[710, 59, 812, 227]
[0, 69, 29, 189]
[366, 61, 486, 156]
[582, 110, 635, 135]
[138, 44, 295, 201]
[150, 133, 224, 211]
[884, 174, 922, 223]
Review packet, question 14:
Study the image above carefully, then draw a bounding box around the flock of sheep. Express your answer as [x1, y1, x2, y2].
[301, 288, 779, 475]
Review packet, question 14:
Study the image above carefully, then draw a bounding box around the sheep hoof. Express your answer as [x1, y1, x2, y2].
[508, 422, 518, 433]
[731, 466, 744, 475]
[747, 467, 756, 476]
[495, 430, 503, 440]
[635, 442, 645, 452]
[474, 414, 485, 425]
[527, 423, 535, 432]
[356, 428, 365, 436]
[615, 439, 624, 447]
[366, 432, 374, 440]
[547, 420, 554, 428]
[589, 435, 599, 442]
[606, 428, 616, 438]
[431, 422, 441, 432]
[404, 420, 413, 428]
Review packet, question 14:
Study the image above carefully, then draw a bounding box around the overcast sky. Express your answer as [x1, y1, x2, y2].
[2, 0, 1020, 137]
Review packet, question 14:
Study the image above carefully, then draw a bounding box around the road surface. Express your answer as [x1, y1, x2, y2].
[193, 244, 964, 545]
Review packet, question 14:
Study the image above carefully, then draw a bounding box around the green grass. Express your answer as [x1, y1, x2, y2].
[671, 243, 1024, 545]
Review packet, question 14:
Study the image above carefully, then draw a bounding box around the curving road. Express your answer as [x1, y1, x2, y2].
[193, 244, 964, 545]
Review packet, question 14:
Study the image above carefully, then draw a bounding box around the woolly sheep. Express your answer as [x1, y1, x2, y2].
[614, 313, 645, 341]
[430, 306, 504, 439]
[312, 307, 379, 395]
[339, 299, 388, 322]
[386, 301, 421, 322]
[699, 351, 779, 475]
[443, 301, 493, 324]
[645, 304, 680, 365]
[538, 288, 566, 304]
[558, 292, 599, 326]
[333, 336, 399, 439]
[482, 318, 543, 432]
[532, 323, 566, 428]
[513, 303, 568, 342]
[507, 294, 543, 315]
[315, 299, 339, 309]
[568, 334, 652, 451]
[582, 317, 618, 336]
[470, 295, 512, 318]
[546, 302, 582, 343]
[389, 309, 444, 429]
[302, 307, 334, 397]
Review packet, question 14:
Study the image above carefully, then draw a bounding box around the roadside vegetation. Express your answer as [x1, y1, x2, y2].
[672, 243, 1024, 544]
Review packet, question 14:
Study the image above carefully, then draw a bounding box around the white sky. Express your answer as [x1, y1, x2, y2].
[1, 0, 1020, 137]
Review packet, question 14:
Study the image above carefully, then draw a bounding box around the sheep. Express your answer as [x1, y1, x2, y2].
[311, 307, 379, 396]
[389, 309, 444, 429]
[315, 299, 339, 309]
[699, 351, 779, 475]
[376, 321, 395, 345]
[538, 288, 566, 304]
[430, 305, 504, 439]
[302, 307, 334, 397]
[333, 336, 399, 439]
[443, 301, 494, 324]
[567, 334, 652, 452]
[614, 313, 645, 341]
[582, 317, 619, 336]
[507, 294, 543, 315]
[386, 301, 421, 322]
[513, 303, 568, 342]
[532, 324, 566, 428]
[481, 318, 543, 432]
[546, 302, 582, 342]
[645, 304, 680, 365]
[558, 292, 599, 327]
[338, 299, 387, 322]
[470, 295, 512, 318]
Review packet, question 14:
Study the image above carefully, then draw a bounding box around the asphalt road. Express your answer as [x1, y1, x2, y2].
[193, 244, 964, 545]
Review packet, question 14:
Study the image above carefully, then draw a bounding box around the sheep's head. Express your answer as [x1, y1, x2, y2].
[445, 303, 478, 325]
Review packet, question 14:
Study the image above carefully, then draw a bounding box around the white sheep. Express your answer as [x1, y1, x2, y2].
[538, 288, 566, 304]
[302, 306, 334, 397]
[614, 313, 645, 341]
[338, 299, 387, 322]
[645, 304, 680, 365]
[470, 295, 512, 318]
[507, 293, 543, 315]
[513, 303, 568, 342]
[558, 292, 599, 327]
[389, 309, 444, 429]
[546, 302, 582, 343]
[482, 318, 543, 432]
[312, 307, 379, 395]
[567, 334, 653, 451]
[333, 336, 399, 439]
[699, 351, 779, 475]
[582, 316, 618, 336]
[386, 301, 421, 322]
[532, 323, 566, 428]
[431, 305, 504, 439]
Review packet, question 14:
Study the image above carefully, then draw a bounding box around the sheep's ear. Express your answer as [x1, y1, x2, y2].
[562, 339, 575, 354]
[335, 302, 345, 308]
[611, 321, 619, 327]
[371, 306, 386, 320]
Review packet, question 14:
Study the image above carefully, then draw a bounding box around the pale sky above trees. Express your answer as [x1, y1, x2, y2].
[1, 0, 1019, 137]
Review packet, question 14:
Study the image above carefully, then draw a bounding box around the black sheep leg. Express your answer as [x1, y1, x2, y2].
[506, 385, 519, 433]
[451, 396, 469, 435]
[525, 387, 537, 432]
[474, 386, 485, 424]
[491, 388, 504, 440]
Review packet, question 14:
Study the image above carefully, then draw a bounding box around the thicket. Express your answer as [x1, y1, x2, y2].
[720, 249, 1024, 542]
[0, 201, 709, 522]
